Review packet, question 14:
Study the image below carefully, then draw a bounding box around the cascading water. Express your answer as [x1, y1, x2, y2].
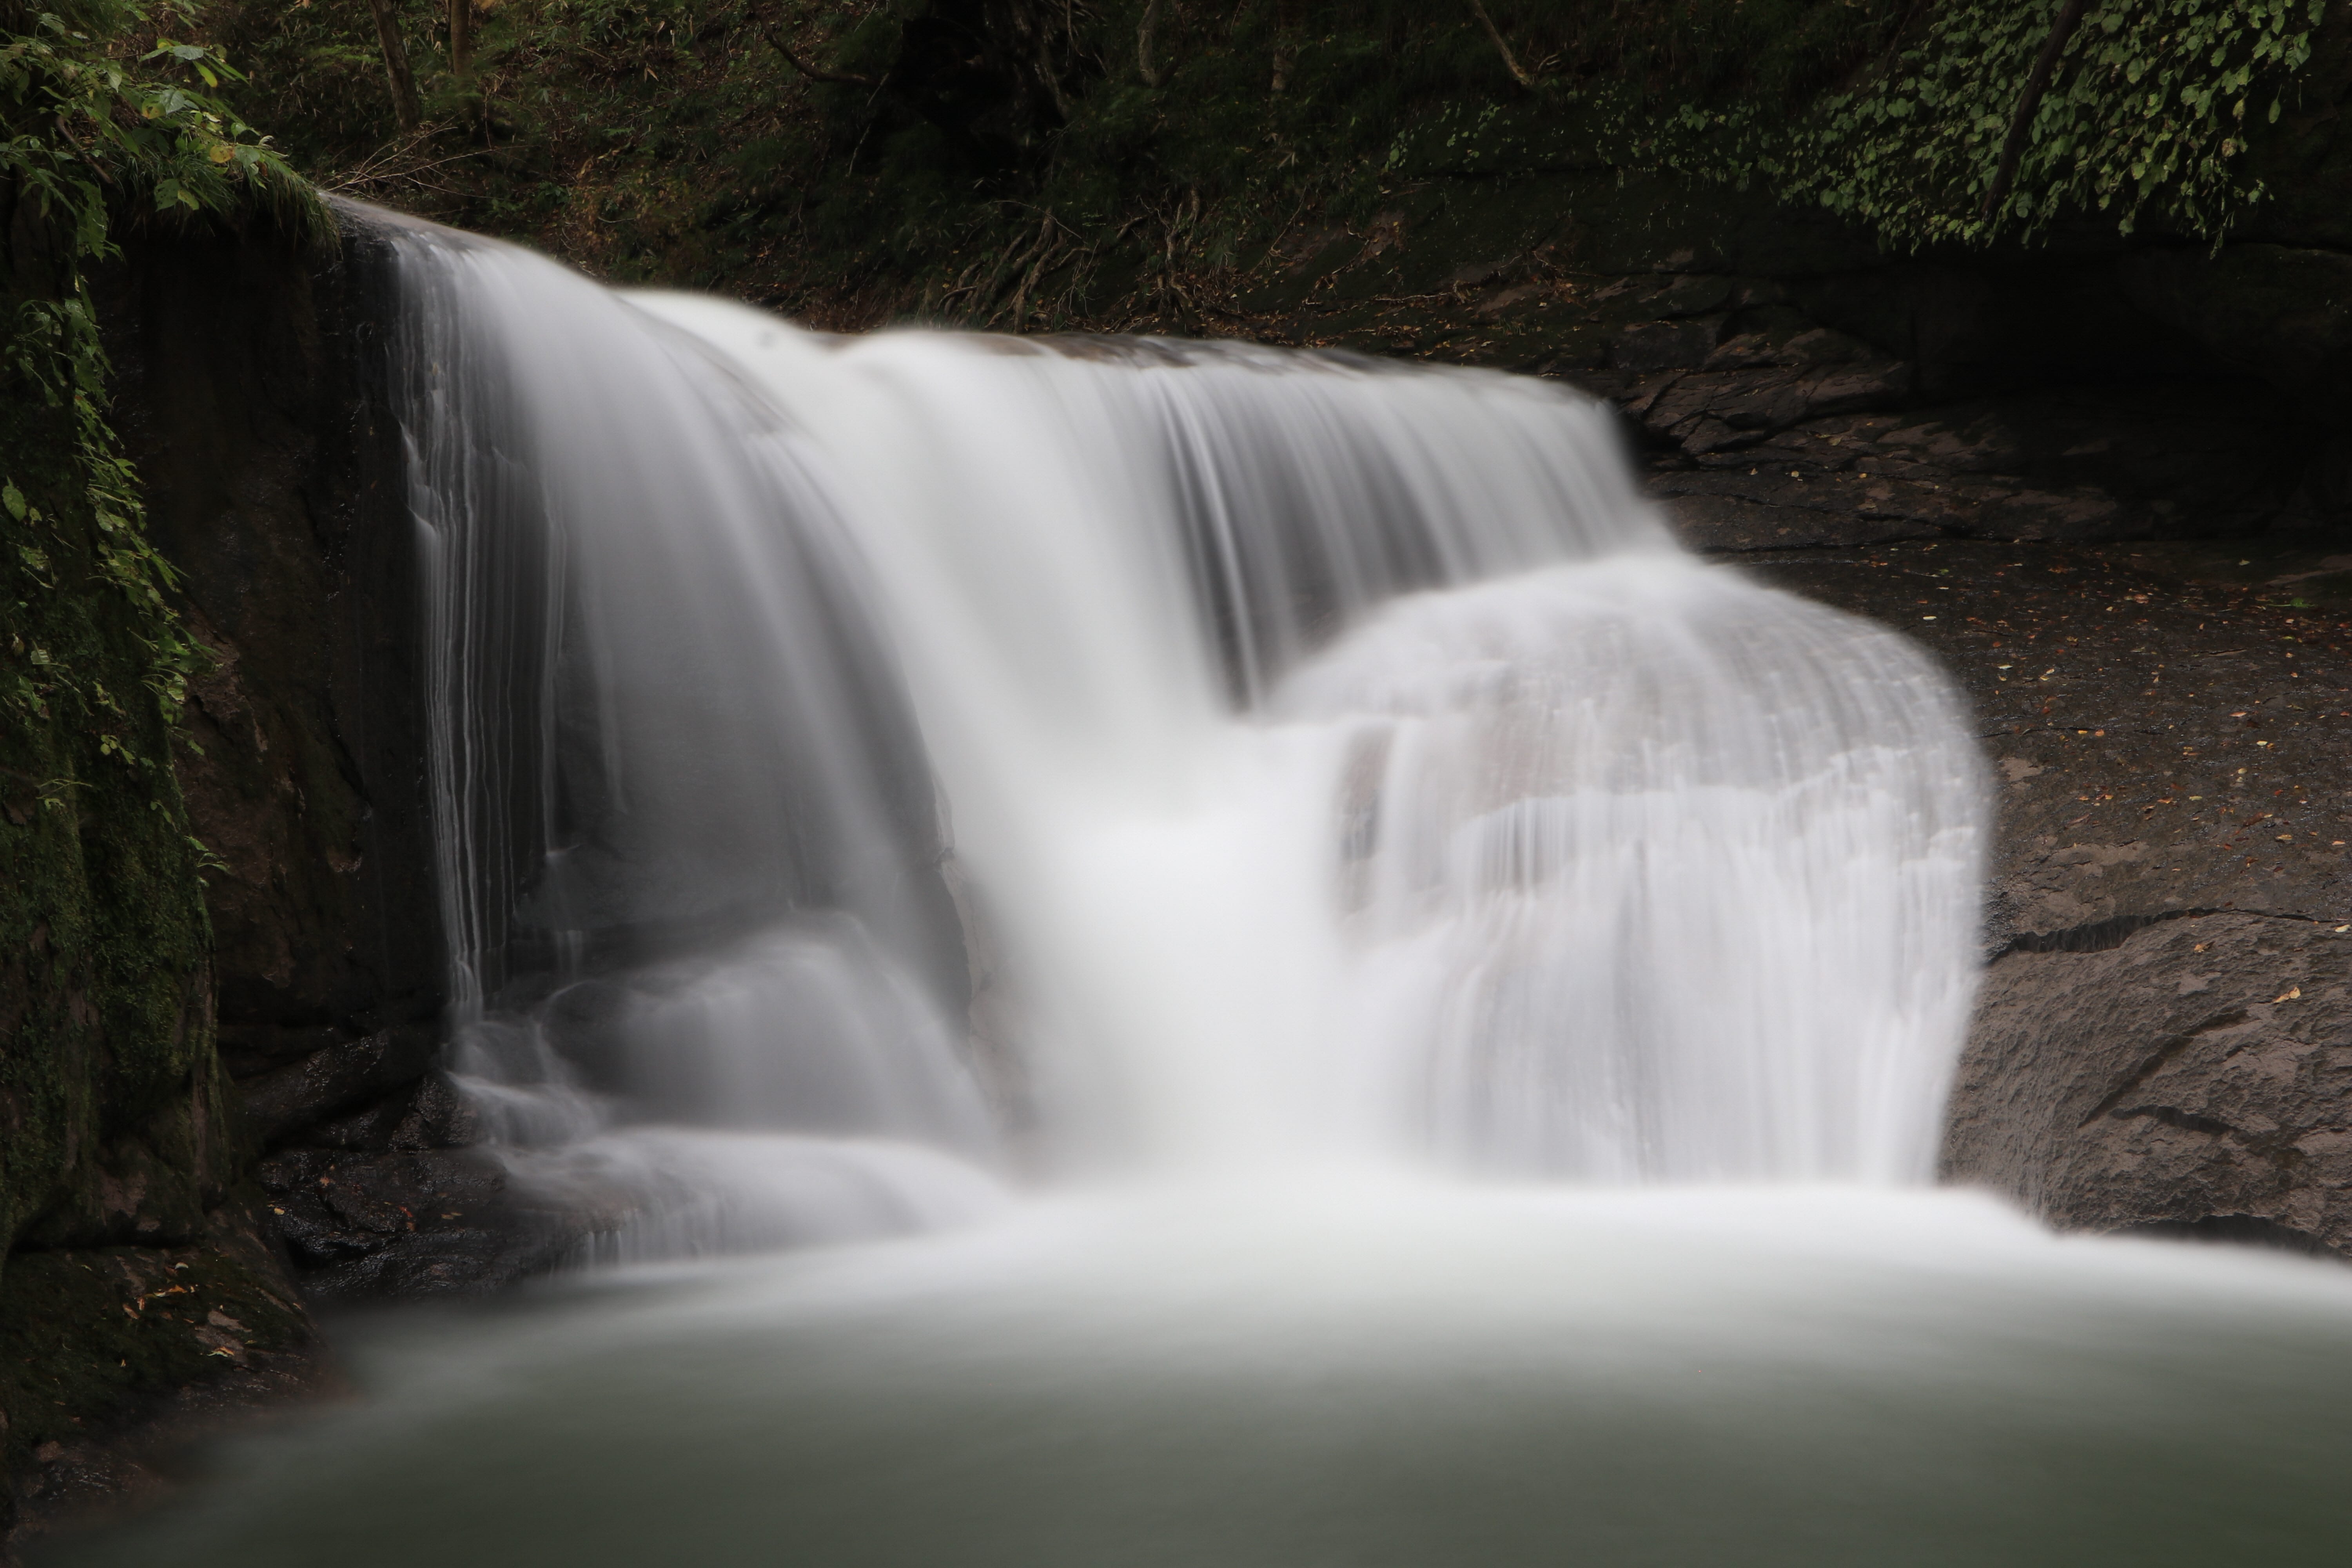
[51, 216, 2352, 1568]
[389, 223, 1983, 1214]
[390, 218, 1005, 1257]
[643, 305, 1984, 1184]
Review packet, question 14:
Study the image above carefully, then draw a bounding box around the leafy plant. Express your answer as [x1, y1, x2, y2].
[1792, 0, 2332, 247]
[2, 1, 324, 769]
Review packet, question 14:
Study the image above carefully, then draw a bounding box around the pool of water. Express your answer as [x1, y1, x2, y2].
[44, 1183, 2352, 1568]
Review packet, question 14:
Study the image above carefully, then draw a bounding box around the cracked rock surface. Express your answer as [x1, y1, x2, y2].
[1946, 915, 2352, 1249]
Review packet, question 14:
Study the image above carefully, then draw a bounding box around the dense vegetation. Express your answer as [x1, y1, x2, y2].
[177, 0, 2338, 330]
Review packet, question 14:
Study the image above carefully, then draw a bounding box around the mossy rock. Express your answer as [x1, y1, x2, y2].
[0, 368, 218, 1266]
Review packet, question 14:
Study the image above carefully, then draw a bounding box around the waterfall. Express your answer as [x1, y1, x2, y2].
[390, 220, 1004, 1256]
[386, 218, 1985, 1252]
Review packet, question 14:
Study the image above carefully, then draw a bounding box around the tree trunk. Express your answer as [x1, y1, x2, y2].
[449, 0, 472, 76]
[1138, 0, 1165, 87]
[363, 0, 422, 133]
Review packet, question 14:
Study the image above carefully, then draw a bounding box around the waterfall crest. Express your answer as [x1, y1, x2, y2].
[387, 218, 1985, 1249]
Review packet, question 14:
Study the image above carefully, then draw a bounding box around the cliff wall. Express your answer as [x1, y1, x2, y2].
[0, 204, 457, 1539]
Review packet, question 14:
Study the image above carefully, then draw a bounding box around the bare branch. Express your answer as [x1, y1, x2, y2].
[760, 22, 880, 90]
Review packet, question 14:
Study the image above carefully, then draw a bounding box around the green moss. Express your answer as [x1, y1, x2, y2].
[0, 381, 213, 1262]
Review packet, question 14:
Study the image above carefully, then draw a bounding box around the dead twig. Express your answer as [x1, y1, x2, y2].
[1466, 0, 1536, 90]
[320, 125, 491, 198]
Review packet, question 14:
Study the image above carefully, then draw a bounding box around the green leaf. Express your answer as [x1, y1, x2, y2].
[1, 482, 23, 521]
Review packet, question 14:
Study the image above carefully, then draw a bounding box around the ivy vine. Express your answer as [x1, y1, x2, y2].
[2, 2, 325, 778]
[1794, 0, 2329, 247]
[1395, 1, 2330, 254]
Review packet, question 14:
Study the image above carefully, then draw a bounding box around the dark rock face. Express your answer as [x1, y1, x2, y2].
[107, 208, 443, 1058]
[101, 205, 498, 1303]
[1949, 915, 2352, 1252]
[100, 205, 600, 1313]
[2120, 245, 2352, 406]
[1233, 170, 2350, 551]
[258, 1142, 582, 1300]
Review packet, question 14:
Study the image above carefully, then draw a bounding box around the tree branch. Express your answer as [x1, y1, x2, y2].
[1980, 0, 2089, 223]
[760, 23, 880, 90]
[1466, 0, 1536, 91]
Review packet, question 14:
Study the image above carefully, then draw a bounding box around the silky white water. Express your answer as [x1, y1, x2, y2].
[636, 300, 1983, 1185]
[45, 218, 2352, 1565]
[381, 216, 1984, 1230]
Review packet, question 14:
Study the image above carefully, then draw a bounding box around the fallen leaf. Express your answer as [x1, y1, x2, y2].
[2274, 987, 2302, 1003]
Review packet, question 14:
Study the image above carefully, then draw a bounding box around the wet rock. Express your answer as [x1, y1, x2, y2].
[253, 1147, 586, 1302]
[259, 1148, 502, 1259]
[297, 1215, 581, 1301]
[390, 1073, 482, 1152]
[1609, 316, 1725, 373]
[1945, 916, 2352, 1251]
[236, 1026, 440, 1149]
